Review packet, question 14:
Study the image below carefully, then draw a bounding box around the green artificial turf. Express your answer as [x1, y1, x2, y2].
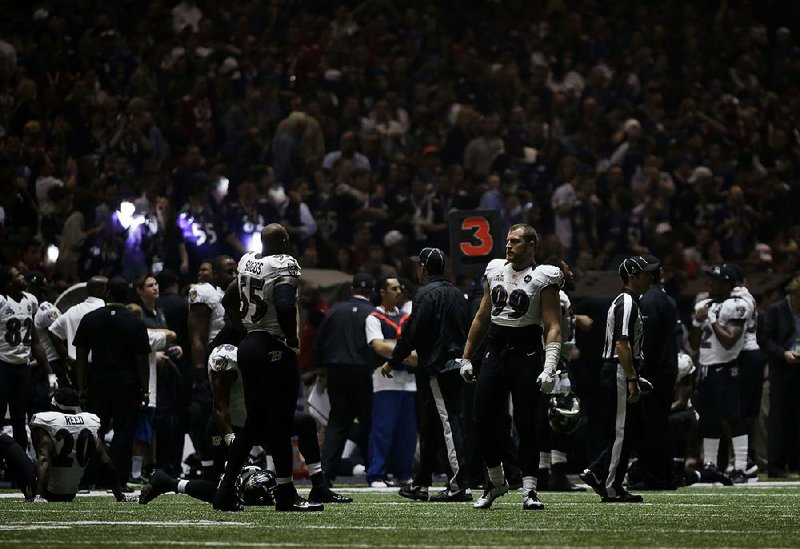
[1, 485, 799, 548]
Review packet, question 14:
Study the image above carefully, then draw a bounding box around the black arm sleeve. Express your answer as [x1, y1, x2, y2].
[274, 283, 299, 346]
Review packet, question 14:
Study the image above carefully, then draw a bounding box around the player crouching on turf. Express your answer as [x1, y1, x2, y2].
[140, 344, 350, 508]
[29, 388, 134, 502]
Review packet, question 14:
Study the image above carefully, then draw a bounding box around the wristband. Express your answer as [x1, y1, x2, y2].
[543, 342, 561, 374]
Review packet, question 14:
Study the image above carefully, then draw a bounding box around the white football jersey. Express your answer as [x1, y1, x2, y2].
[30, 411, 101, 495]
[560, 290, 576, 356]
[236, 252, 300, 336]
[484, 260, 563, 328]
[695, 296, 751, 366]
[188, 283, 225, 343]
[0, 291, 38, 364]
[208, 344, 246, 428]
[731, 286, 759, 351]
[33, 301, 60, 363]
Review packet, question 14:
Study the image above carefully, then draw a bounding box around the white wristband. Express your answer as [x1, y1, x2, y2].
[544, 342, 561, 373]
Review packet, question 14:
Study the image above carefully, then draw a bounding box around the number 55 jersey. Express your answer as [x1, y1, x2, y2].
[236, 252, 301, 336]
[30, 412, 102, 496]
[484, 259, 564, 328]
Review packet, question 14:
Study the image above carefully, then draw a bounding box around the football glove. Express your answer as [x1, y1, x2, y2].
[457, 358, 476, 383]
[537, 368, 557, 394]
[48, 374, 58, 393]
[706, 308, 717, 325]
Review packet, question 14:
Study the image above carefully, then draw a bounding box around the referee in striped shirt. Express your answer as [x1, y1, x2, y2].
[579, 256, 658, 503]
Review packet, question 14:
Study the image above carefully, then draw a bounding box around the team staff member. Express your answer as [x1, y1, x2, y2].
[690, 264, 750, 482]
[215, 224, 321, 512]
[366, 276, 417, 488]
[314, 272, 376, 486]
[459, 224, 563, 511]
[384, 247, 471, 503]
[74, 276, 151, 487]
[634, 255, 680, 489]
[759, 276, 800, 478]
[0, 266, 54, 449]
[580, 256, 655, 503]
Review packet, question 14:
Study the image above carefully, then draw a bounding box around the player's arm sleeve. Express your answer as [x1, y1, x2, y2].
[274, 282, 299, 347]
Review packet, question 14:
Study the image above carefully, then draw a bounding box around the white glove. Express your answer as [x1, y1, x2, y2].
[224, 433, 236, 446]
[457, 358, 476, 383]
[537, 368, 556, 394]
[706, 308, 717, 325]
[48, 374, 58, 393]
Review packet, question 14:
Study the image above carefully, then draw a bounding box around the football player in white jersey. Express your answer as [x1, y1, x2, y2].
[0, 266, 53, 449]
[726, 263, 765, 478]
[30, 388, 131, 501]
[187, 256, 236, 471]
[690, 264, 751, 483]
[214, 223, 322, 512]
[459, 224, 563, 510]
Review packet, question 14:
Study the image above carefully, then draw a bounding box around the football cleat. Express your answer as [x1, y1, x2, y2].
[139, 469, 174, 505]
[699, 462, 733, 486]
[602, 490, 643, 503]
[429, 487, 472, 502]
[213, 484, 243, 512]
[398, 485, 429, 501]
[473, 481, 509, 509]
[745, 461, 759, 479]
[729, 469, 749, 484]
[522, 490, 545, 510]
[545, 464, 587, 492]
[578, 469, 606, 498]
[308, 487, 353, 503]
[275, 495, 324, 512]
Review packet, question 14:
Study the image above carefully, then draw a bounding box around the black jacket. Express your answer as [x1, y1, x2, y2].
[639, 285, 679, 377]
[388, 276, 469, 375]
[759, 297, 796, 363]
[314, 296, 375, 370]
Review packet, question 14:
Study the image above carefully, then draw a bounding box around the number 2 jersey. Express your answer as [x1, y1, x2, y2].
[694, 296, 752, 366]
[0, 291, 38, 364]
[236, 252, 301, 337]
[30, 411, 101, 495]
[484, 259, 564, 328]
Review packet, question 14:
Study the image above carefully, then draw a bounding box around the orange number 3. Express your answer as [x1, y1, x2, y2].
[460, 216, 493, 257]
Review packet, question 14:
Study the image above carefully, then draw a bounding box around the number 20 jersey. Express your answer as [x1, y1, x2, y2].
[236, 252, 301, 336]
[484, 259, 564, 328]
[0, 291, 38, 364]
[30, 411, 101, 495]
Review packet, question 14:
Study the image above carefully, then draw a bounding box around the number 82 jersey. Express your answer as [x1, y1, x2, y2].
[484, 260, 563, 328]
[236, 252, 301, 336]
[0, 291, 38, 364]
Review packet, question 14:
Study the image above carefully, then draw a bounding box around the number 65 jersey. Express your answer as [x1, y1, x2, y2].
[236, 252, 301, 336]
[484, 259, 564, 328]
[30, 411, 101, 496]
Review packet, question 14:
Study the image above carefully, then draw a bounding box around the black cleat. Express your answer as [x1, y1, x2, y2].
[398, 485, 429, 501]
[547, 464, 587, 492]
[308, 487, 353, 503]
[139, 470, 175, 505]
[729, 469, 749, 484]
[579, 469, 606, 498]
[429, 487, 472, 502]
[276, 495, 324, 512]
[699, 463, 733, 486]
[522, 490, 545, 510]
[602, 490, 644, 503]
[213, 484, 243, 512]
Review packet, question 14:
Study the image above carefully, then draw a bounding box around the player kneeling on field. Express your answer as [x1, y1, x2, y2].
[29, 388, 134, 502]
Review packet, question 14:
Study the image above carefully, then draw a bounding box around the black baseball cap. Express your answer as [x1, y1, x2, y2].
[411, 247, 445, 274]
[352, 272, 375, 291]
[706, 264, 737, 285]
[618, 255, 660, 279]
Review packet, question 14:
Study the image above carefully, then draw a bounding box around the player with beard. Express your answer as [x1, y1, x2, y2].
[458, 224, 563, 510]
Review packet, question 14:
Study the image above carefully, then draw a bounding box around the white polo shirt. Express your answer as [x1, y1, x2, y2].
[48, 297, 105, 360]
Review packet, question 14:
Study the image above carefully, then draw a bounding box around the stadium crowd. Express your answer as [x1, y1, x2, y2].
[1, 0, 800, 506]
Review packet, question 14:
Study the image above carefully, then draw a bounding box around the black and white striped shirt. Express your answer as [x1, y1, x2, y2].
[602, 288, 644, 362]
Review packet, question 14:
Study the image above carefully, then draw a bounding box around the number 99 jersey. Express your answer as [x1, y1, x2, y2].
[236, 252, 301, 336]
[30, 412, 101, 496]
[484, 260, 563, 328]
